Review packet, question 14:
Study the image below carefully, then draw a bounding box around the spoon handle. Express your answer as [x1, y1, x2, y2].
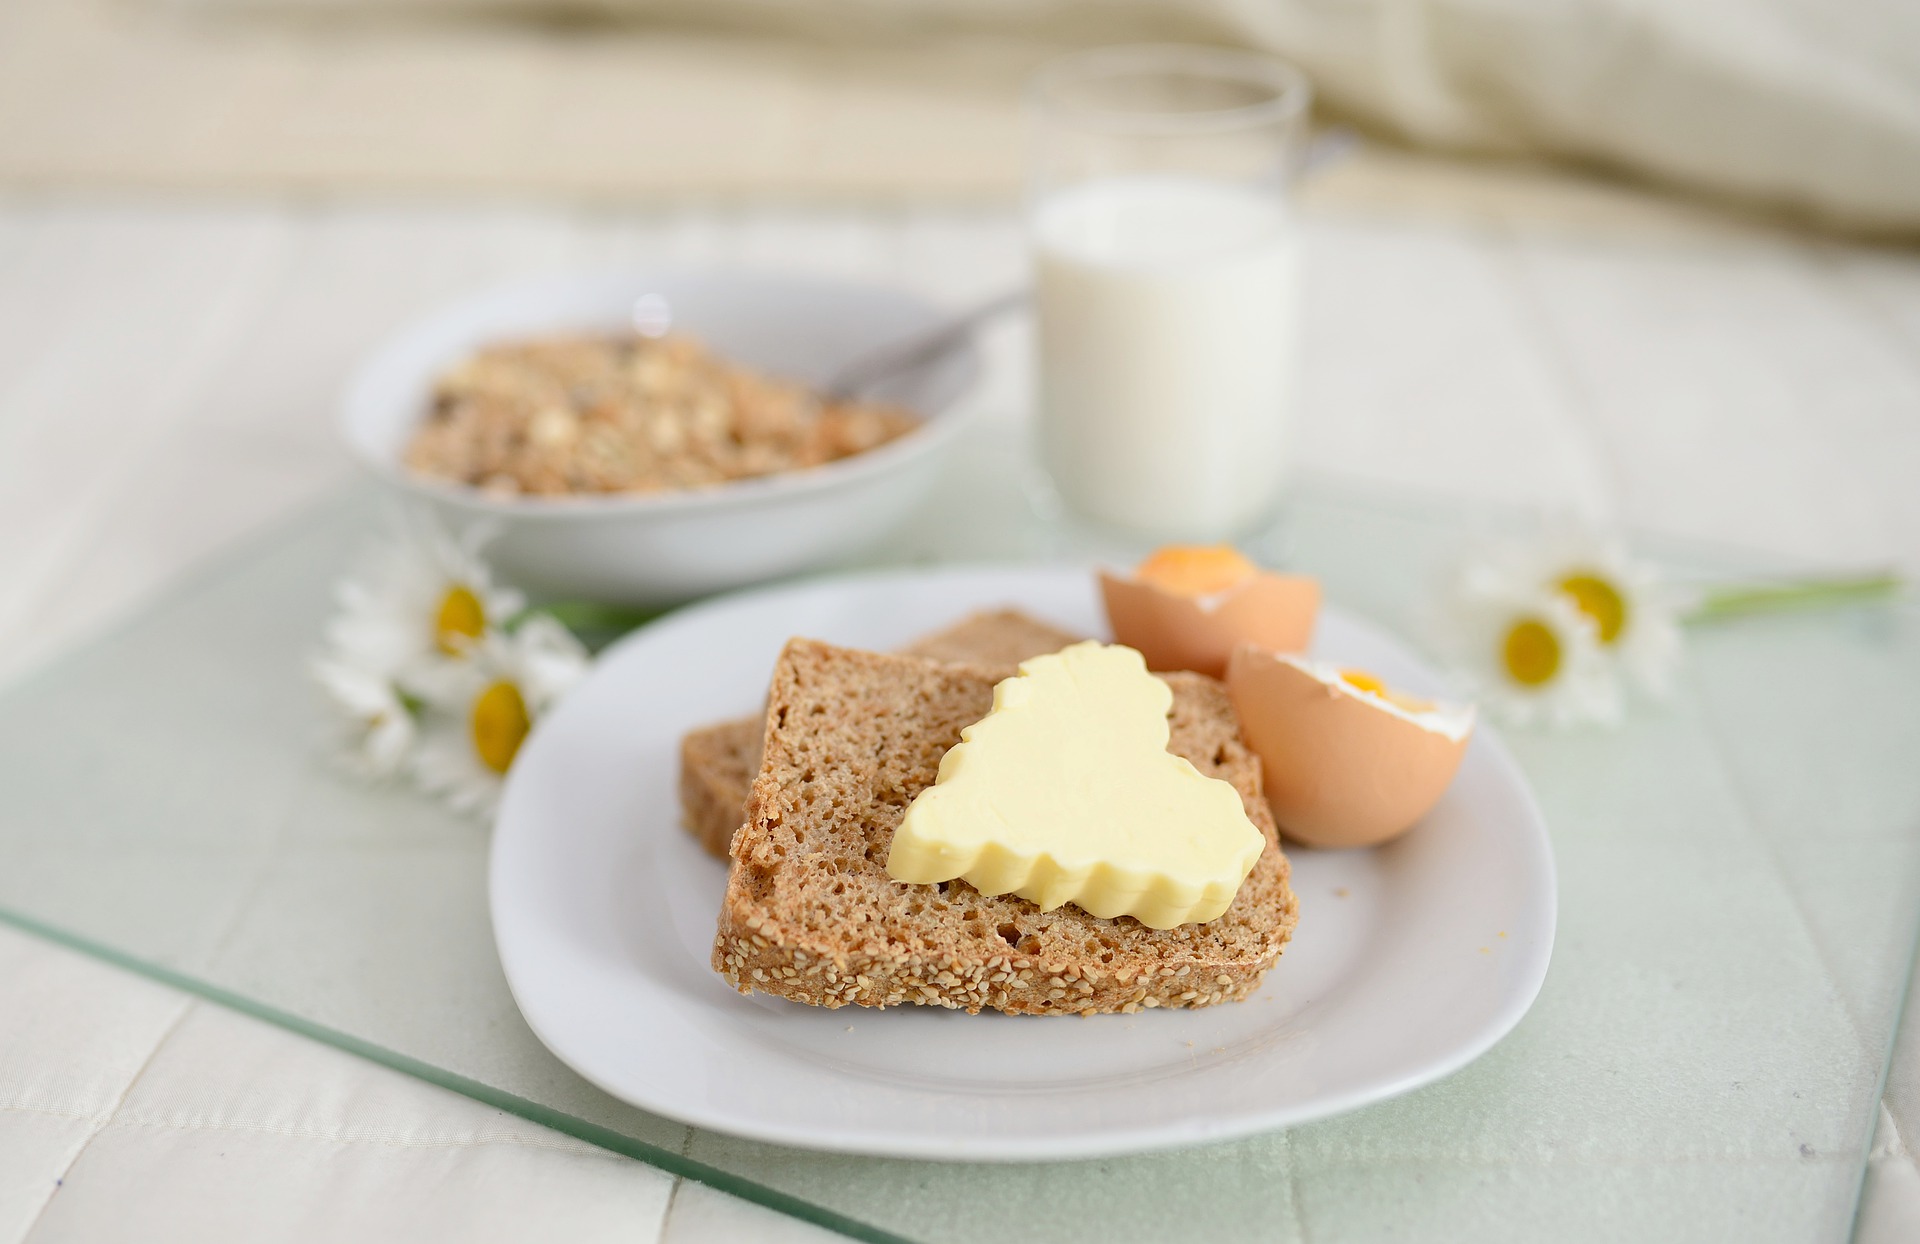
[821, 287, 1030, 401]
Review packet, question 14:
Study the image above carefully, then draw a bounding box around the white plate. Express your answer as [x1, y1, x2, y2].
[491, 566, 1556, 1160]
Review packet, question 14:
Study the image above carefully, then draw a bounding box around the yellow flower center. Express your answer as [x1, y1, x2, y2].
[435, 585, 487, 655]
[471, 680, 530, 775]
[1558, 572, 1627, 644]
[1501, 619, 1562, 687]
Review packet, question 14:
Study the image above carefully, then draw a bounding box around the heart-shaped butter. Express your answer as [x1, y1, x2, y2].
[886, 641, 1264, 929]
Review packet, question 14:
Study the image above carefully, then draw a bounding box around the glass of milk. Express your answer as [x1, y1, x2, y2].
[1027, 45, 1312, 540]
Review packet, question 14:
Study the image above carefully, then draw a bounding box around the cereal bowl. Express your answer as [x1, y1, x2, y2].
[338, 269, 982, 604]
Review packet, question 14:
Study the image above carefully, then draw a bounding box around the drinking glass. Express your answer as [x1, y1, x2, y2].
[1027, 44, 1312, 541]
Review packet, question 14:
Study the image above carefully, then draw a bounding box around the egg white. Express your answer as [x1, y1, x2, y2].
[1275, 653, 1476, 743]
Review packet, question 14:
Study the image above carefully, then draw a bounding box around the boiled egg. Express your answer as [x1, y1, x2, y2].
[1099, 545, 1320, 679]
[1226, 645, 1474, 848]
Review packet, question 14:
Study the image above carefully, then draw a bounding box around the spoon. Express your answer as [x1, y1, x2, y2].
[819, 287, 1029, 401]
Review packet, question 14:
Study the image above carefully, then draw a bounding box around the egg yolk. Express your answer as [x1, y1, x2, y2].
[1559, 572, 1627, 644]
[1338, 668, 1434, 714]
[435, 584, 487, 655]
[1135, 545, 1258, 597]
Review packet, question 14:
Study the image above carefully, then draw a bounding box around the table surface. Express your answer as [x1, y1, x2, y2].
[0, 187, 1917, 1243]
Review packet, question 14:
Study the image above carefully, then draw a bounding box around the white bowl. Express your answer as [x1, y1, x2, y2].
[338, 270, 981, 605]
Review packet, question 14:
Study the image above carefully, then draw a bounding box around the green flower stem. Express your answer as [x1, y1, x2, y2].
[510, 601, 667, 649]
[1685, 572, 1904, 624]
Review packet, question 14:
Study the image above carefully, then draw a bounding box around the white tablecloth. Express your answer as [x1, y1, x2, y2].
[0, 189, 1915, 1242]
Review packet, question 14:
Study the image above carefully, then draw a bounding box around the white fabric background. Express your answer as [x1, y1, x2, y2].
[155, 0, 1920, 230]
[1215, 0, 1920, 231]
[6, 0, 1920, 229]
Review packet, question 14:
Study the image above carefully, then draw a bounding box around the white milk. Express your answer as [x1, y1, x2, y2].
[1032, 175, 1299, 538]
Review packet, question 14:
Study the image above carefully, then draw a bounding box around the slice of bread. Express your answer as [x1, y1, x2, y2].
[678, 717, 767, 858]
[677, 609, 1082, 858]
[712, 640, 1298, 1014]
[895, 608, 1084, 670]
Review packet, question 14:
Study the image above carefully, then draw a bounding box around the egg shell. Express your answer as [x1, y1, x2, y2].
[1226, 644, 1471, 849]
[1099, 570, 1320, 679]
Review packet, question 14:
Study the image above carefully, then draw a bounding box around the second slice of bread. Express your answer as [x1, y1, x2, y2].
[678, 609, 1082, 858]
[713, 639, 1298, 1015]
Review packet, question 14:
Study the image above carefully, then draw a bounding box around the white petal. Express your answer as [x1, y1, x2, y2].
[311, 655, 418, 777]
[410, 721, 501, 821]
[507, 614, 592, 710]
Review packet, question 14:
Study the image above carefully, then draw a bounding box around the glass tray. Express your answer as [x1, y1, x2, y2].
[1, 476, 1914, 1244]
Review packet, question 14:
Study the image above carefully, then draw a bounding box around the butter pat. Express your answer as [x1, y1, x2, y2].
[886, 641, 1265, 929]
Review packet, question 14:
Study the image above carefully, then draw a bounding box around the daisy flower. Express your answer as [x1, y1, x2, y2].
[311, 654, 418, 778]
[1438, 521, 1903, 729]
[1441, 564, 1622, 729]
[324, 509, 525, 691]
[411, 615, 590, 818]
[1498, 524, 1685, 698]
